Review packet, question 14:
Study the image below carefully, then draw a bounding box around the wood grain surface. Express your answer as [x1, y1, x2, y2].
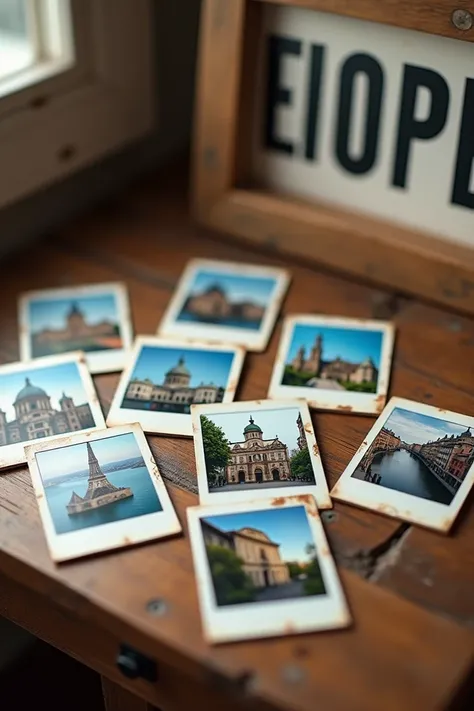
[0, 164, 473, 711]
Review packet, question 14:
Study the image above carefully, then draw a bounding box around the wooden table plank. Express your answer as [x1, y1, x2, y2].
[0, 166, 473, 710]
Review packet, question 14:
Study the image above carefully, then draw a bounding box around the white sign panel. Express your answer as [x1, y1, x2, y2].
[253, 7, 474, 248]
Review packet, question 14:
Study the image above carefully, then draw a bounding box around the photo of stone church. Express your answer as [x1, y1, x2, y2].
[201, 407, 316, 491]
[28, 294, 122, 358]
[121, 345, 235, 414]
[283, 324, 382, 393]
[0, 363, 96, 447]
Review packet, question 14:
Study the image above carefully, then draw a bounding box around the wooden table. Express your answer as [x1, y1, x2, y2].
[0, 165, 473, 711]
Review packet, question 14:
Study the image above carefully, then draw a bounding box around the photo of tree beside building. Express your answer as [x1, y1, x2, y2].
[282, 324, 383, 393]
[201, 506, 326, 607]
[200, 408, 316, 491]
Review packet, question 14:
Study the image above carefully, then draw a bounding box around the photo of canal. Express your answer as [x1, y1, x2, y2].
[351, 406, 474, 506]
[353, 449, 454, 504]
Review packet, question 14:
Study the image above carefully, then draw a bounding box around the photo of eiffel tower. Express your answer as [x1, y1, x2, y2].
[66, 441, 133, 515]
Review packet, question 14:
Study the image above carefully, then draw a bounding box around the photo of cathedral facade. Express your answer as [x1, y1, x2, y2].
[284, 332, 378, 392]
[123, 356, 224, 414]
[31, 300, 121, 357]
[226, 416, 292, 485]
[0, 377, 94, 447]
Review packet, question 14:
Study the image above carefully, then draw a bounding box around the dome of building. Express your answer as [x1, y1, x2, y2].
[166, 357, 190, 376]
[15, 377, 48, 402]
[244, 416, 262, 434]
[68, 301, 83, 316]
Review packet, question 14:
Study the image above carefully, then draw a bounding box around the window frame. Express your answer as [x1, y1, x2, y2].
[0, 0, 155, 210]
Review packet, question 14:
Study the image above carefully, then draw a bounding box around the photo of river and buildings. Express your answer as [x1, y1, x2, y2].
[353, 407, 474, 504]
[36, 432, 162, 534]
[177, 270, 278, 330]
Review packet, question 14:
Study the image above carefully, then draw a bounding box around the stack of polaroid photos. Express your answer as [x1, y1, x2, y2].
[1, 258, 473, 646]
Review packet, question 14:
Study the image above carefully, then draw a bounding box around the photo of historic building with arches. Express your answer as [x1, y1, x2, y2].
[353, 407, 474, 505]
[282, 323, 383, 393]
[201, 506, 326, 606]
[200, 406, 317, 492]
[0, 362, 97, 449]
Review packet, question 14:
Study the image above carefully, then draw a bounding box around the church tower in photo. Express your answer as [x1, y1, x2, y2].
[66, 442, 133, 515]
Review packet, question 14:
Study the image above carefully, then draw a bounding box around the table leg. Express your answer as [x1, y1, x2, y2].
[101, 676, 156, 711]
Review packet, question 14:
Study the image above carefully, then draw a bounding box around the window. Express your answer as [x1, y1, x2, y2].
[0, 0, 154, 208]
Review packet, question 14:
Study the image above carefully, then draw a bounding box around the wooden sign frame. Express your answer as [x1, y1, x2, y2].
[192, 0, 474, 316]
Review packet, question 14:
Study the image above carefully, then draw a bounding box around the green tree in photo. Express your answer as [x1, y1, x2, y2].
[287, 561, 305, 579]
[206, 545, 256, 606]
[289, 445, 314, 481]
[201, 415, 231, 487]
[303, 543, 326, 596]
[340, 380, 377, 393]
[281, 365, 314, 387]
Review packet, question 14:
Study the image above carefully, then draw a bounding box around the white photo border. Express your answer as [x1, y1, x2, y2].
[187, 496, 351, 644]
[157, 259, 290, 352]
[0, 352, 106, 471]
[25, 423, 182, 562]
[107, 336, 246, 437]
[191, 398, 331, 508]
[268, 315, 395, 415]
[19, 282, 134, 374]
[331, 396, 474, 532]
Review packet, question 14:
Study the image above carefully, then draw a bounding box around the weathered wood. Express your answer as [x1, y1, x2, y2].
[0, 163, 473, 710]
[101, 678, 154, 711]
[256, 0, 474, 42]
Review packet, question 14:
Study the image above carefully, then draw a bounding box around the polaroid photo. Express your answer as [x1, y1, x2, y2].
[331, 397, 474, 532]
[25, 423, 182, 562]
[187, 496, 350, 643]
[19, 282, 134, 374]
[157, 259, 290, 352]
[191, 399, 331, 509]
[268, 315, 395, 415]
[0, 352, 105, 471]
[107, 336, 245, 437]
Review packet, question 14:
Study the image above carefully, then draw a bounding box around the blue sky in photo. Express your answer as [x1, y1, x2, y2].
[185, 270, 277, 307]
[0, 362, 90, 421]
[203, 506, 315, 563]
[130, 346, 235, 388]
[286, 324, 383, 368]
[203, 407, 301, 450]
[29, 294, 119, 334]
[36, 432, 142, 482]
[384, 407, 470, 446]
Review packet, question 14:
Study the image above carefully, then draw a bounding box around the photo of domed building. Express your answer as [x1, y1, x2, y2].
[121, 345, 234, 414]
[225, 416, 291, 485]
[0, 369, 95, 447]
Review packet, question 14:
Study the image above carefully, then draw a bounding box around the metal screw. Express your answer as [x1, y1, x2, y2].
[452, 9, 473, 30]
[146, 598, 168, 616]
